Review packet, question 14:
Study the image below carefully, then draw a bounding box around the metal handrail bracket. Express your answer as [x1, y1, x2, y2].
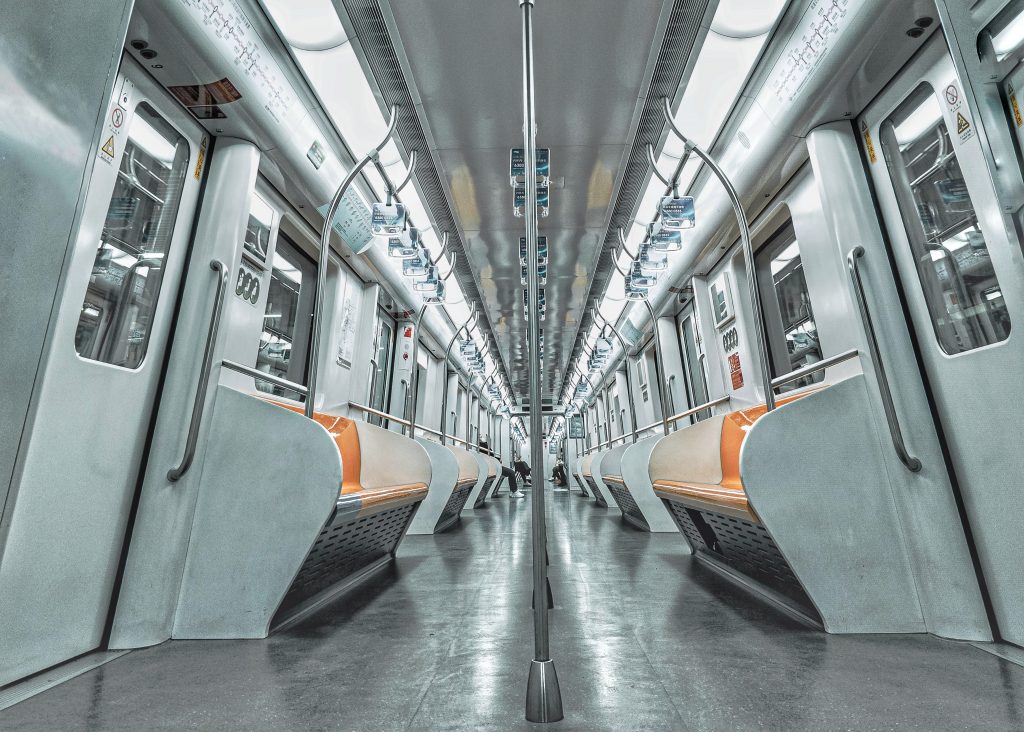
[168, 260, 229, 482]
[847, 247, 922, 472]
[349, 401, 412, 428]
[769, 348, 860, 391]
[222, 359, 309, 396]
[664, 394, 732, 427]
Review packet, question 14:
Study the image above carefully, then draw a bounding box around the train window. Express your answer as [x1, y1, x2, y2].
[244, 194, 274, 266]
[74, 104, 189, 369]
[756, 224, 823, 390]
[677, 308, 710, 422]
[368, 314, 394, 426]
[255, 234, 316, 400]
[880, 84, 1011, 354]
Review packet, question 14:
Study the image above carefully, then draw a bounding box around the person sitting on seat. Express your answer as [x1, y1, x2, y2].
[507, 464, 526, 499]
[550, 460, 567, 487]
[513, 458, 532, 487]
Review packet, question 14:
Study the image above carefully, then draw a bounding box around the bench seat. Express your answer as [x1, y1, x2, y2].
[268, 402, 431, 623]
[649, 391, 820, 621]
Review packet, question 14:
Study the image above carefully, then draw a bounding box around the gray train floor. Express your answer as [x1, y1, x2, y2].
[6, 485, 1024, 731]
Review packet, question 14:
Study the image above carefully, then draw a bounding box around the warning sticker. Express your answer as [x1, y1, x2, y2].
[1010, 83, 1024, 128]
[100, 136, 115, 159]
[860, 119, 877, 164]
[194, 137, 208, 180]
[956, 112, 971, 135]
[942, 80, 976, 144]
[728, 352, 744, 390]
[167, 78, 242, 108]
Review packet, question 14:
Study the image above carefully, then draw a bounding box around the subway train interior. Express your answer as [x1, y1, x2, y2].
[6, 0, 1024, 728]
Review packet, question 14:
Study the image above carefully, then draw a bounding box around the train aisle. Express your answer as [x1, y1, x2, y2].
[6, 489, 1024, 731]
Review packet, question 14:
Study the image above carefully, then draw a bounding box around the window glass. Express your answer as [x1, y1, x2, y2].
[757, 226, 823, 390]
[679, 311, 710, 422]
[368, 316, 394, 426]
[880, 85, 1011, 354]
[75, 104, 189, 368]
[244, 194, 274, 265]
[255, 233, 316, 400]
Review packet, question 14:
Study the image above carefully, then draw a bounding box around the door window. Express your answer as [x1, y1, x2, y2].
[255, 233, 316, 400]
[678, 311, 710, 422]
[74, 104, 189, 368]
[368, 315, 394, 426]
[880, 84, 1011, 354]
[757, 224, 823, 390]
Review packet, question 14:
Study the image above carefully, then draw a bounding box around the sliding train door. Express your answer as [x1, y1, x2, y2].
[0, 56, 206, 685]
[861, 35, 1024, 645]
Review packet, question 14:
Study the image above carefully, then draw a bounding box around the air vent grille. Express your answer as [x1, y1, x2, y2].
[558, 0, 711, 400]
[342, 0, 510, 391]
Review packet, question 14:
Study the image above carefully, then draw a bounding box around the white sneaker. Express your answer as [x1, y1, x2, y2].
[510, 491, 526, 499]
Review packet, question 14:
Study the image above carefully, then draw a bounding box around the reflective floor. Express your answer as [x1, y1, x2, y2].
[6, 483, 1024, 730]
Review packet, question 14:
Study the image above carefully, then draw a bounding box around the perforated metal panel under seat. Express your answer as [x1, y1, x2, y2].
[603, 479, 650, 530]
[665, 500, 704, 551]
[276, 502, 417, 621]
[585, 476, 607, 507]
[474, 477, 495, 509]
[662, 498, 819, 620]
[436, 479, 475, 532]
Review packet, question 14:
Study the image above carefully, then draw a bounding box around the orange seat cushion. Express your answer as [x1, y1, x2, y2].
[268, 402, 364, 495]
[653, 390, 820, 523]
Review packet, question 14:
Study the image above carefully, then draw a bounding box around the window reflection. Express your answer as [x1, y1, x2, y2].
[75, 104, 188, 368]
[880, 84, 1010, 354]
[255, 234, 315, 399]
[757, 226, 823, 390]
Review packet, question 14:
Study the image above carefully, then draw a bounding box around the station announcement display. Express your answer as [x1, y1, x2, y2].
[658, 195, 696, 230]
[371, 202, 407, 236]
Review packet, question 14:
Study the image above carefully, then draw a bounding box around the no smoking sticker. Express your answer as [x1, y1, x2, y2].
[111, 107, 124, 128]
[942, 81, 975, 144]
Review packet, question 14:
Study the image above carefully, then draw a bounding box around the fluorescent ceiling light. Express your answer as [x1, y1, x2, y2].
[893, 93, 943, 147]
[260, 0, 348, 51]
[293, 44, 390, 159]
[128, 114, 177, 165]
[770, 241, 800, 276]
[993, 10, 1024, 60]
[711, 0, 787, 38]
[273, 251, 302, 284]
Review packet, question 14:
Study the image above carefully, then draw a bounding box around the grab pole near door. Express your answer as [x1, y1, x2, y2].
[520, 0, 563, 723]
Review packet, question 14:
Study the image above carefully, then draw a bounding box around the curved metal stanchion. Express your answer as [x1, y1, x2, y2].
[439, 305, 477, 446]
[661, 97, 774, 411]
[591, 305, 639, 443]
[168, 260, 229, 482]
[642, 298, 671, 437]
[307, 106, 399, 419]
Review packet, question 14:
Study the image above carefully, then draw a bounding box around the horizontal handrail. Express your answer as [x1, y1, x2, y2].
[665, 395, 732, 427]
[348, 402, 411, 428]
[414, 423, 444, 438]
[770, 349, 860, 391]
[222, 359, 309, 396]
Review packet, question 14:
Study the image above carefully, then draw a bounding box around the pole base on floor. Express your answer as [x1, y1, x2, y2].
[525, 659, 563, 723]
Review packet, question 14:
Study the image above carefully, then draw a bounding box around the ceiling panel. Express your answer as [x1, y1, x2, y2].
[383, 0, 671, 399]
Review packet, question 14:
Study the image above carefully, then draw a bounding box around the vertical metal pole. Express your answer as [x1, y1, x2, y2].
[406, 304, 428, 439]
[643, 299, 671, 436]
[521, 0, 563, 723]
